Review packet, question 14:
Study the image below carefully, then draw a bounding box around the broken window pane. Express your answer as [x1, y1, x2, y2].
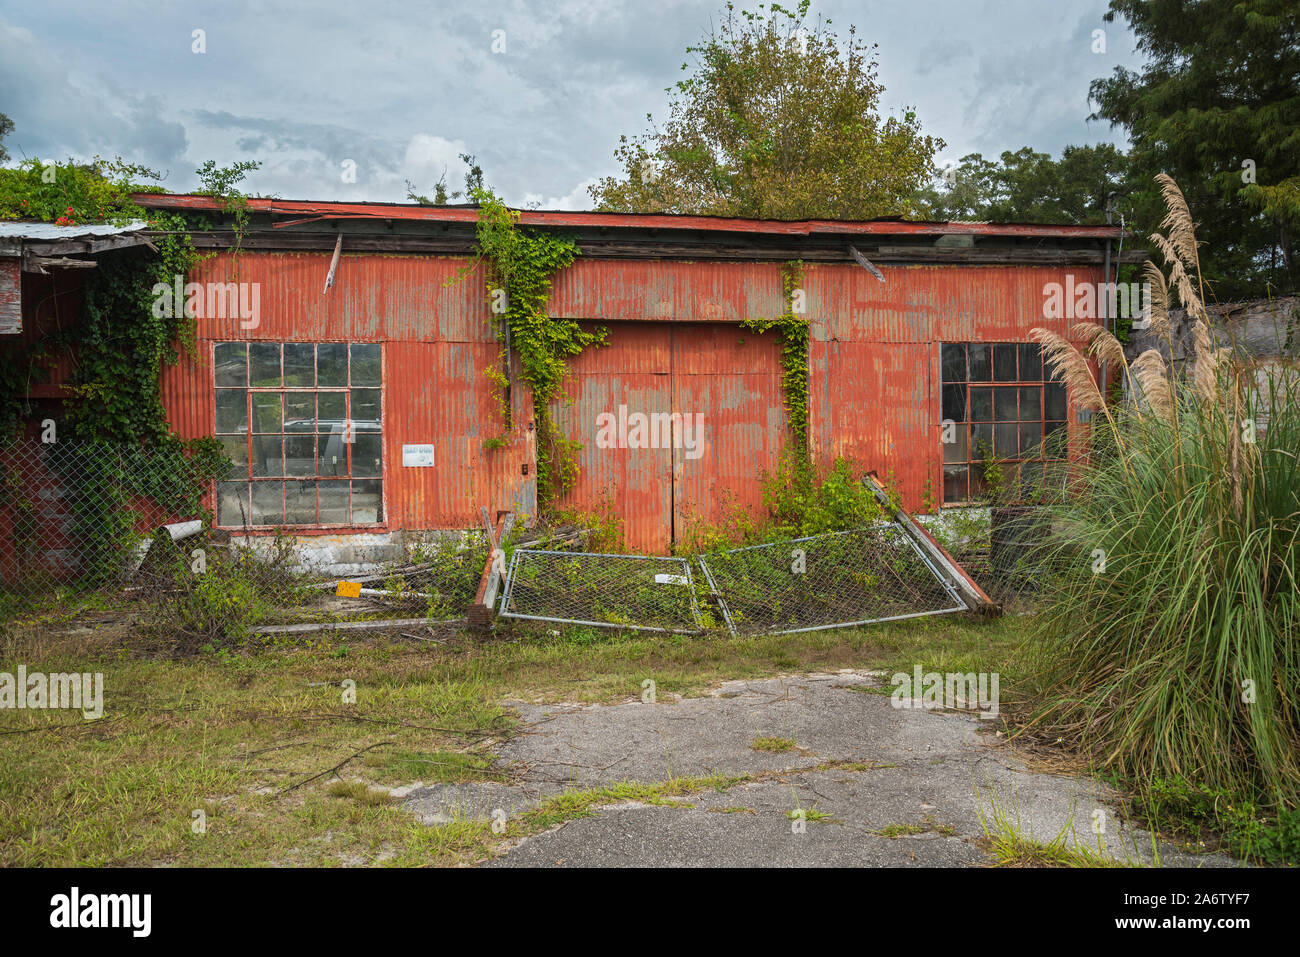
[941, 343, 966, 383]
[942, 384, 966, 422]
[969, 387, 993, 421]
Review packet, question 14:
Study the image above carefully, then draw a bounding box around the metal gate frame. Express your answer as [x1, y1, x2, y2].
[497, 548, 704, 633]
[696, 522, 966, 637]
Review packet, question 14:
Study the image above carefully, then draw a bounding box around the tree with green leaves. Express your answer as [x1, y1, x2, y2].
[1091, 0, 1300, 299]
[589, 1, 942, 220]
[407, 153, 484, 206]
[920, 144, 1131, 225]
[0, 113, 12, 165]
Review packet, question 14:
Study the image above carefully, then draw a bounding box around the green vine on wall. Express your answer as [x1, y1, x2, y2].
[741, 260, 810, 455]
[459, 189, 607, 508]
[0, 158, 244, 583]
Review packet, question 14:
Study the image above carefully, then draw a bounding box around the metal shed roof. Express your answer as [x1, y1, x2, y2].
[132, 194, 1126, 240]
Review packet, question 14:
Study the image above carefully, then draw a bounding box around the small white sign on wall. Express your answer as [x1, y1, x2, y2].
[402, 444, 436, 467]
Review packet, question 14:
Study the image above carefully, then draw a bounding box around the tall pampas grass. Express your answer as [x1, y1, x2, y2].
[1022, 177, 1300, 810]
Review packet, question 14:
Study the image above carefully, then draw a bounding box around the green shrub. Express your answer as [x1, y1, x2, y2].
[1025, 176, 1300, 808]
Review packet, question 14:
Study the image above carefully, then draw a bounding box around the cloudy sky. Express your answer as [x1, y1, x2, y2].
[0, 0, 1145, 209]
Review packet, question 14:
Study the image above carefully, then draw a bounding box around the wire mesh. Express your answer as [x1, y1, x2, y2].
[697, 524, 966, 636]
[499, 549, 702, 632]
[0, 440, 480, 644]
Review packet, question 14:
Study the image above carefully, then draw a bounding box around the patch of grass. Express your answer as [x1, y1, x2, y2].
[1122, 774, 1300, 865]
[362, 749, 508, 784]
[326, 780, 396, 806]
[520, 775, 745, 831]
[876, 815, 956, 838]
[751, 736, 797, 753]
[788, 806, 832, 822]
[0, 609, 1018, 866]
[975, 785, 1128, 868]
[709, 806, 757, 815]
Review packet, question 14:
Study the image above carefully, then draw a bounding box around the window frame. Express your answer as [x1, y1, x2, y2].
[939, 341, 1069, 506]
[212, 340, 386, 529]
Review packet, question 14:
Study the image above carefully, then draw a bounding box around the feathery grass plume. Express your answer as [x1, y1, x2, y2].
[1129, 349, 1175, 423]
[1140, 260, 1171, 343]
[1150, 233, 1203, 322]
[1024, 176, 1300, 820]
[1155, 173, 1201, 276]
[1072, 321, 1127, 376]
[1030, 328, 1103, 412]
[1191, 319, 1221, 406]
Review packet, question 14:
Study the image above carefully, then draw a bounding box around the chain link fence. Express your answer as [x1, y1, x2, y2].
[697, 524, 966, 636]
[0, 441, 482, 649]
[498, 550, 703, 632]
[4, 441, 977, 644]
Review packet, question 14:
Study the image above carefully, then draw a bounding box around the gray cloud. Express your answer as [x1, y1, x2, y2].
[0, 1, 1146, 208]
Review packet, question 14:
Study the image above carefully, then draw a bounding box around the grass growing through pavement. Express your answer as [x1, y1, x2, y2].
[0, 612, 1019, 867]
[751, 736, 797, 753]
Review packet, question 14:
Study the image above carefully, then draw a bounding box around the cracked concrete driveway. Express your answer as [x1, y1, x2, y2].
[400, 670, 1241, 868]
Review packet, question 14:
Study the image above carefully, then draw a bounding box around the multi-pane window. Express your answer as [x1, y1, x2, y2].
[940, 342, 1068, 504]
[214, 342, 383, 526]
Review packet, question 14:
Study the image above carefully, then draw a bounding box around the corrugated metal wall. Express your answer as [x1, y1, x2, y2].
[157, 250, 1099, 550]
[160, 251, 533, 532]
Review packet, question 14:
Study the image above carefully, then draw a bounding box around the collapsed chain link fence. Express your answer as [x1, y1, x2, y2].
[0, 441, 483, 649]
[498, 550, 702, 632]
[4, 440, 983, 644]
[499, 524, 969, 636]
[697, 524, 966, 635]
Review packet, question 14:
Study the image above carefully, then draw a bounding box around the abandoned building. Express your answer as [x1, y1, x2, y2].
[2, 196, 1136, 568]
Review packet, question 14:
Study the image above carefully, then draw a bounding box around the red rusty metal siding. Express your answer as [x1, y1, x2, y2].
[670, 323, 786, 543]
[160, 251, 531, 531]
[155, 248, 1105, 547]
[550, 323, 673, 553]
[804, 262, 1103, 512]
[549, 321, 786, 553]
[551, 260, 785, 323]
